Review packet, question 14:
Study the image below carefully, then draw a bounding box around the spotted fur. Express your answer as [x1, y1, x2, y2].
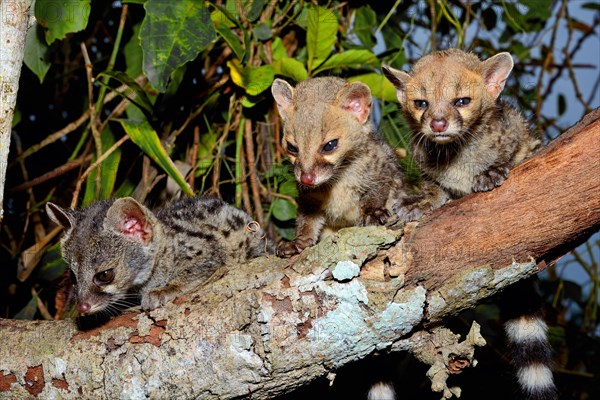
[46, 196, 270, 314]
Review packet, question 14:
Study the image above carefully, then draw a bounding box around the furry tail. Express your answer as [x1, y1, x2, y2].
[503, 279, 557, 400]
[368, 382, 396, 400]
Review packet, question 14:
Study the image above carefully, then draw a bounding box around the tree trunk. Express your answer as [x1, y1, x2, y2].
[0, 0, 33, 222]
[0, 109, 598, 399]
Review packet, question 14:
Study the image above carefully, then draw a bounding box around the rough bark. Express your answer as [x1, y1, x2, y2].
[0, 109, 598, 399]
[0, 0, 33, 222]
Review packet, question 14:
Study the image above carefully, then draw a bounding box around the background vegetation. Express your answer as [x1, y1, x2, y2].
[1, 0, 598, 398]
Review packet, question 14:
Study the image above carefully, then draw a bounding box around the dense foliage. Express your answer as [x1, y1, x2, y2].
[1, 0, 598, 398]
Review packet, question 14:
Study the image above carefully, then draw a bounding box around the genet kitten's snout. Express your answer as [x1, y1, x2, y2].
[430, 118, 448, 133]
[300, 171, 316, 186]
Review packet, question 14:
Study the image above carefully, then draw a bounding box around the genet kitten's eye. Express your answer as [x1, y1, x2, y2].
[454, 97, 471, 107]
[286, 142, 299, 155]
[93, 269, 115, 286]
[413, 100, 429, 109]
[321, 139, 338, 153]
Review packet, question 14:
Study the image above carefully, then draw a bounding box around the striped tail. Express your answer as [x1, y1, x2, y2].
[502, 279, 557, 400]
[368, 382, 396, 400]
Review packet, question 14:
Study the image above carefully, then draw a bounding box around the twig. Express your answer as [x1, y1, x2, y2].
[70, 135, 129, 208]
[80, 42, 103, 198]
[376, 0, 402, 34]
[32, 288, 54, 321]
[188, 126, 200, 190]
[10, 111, 91, 166]
[7, 155, 93, 193]
[428, 0, 437, 51]
[244, 119, 264, 225]
[534, 0, 567, 124]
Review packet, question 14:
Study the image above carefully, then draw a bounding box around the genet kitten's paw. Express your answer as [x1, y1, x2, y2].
[392, 194, 426, 222]
[276, 239, 312, 258]
[472, 166, 510, 192]
[361, 207, 391, 226]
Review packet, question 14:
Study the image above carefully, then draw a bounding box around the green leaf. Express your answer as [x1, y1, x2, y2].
[114, 179, 136, 198]
[213, 19, 245, 60]
[12, 108, 21, 128]
[307, 5, 338, 73]
[521, 0, 552, 21]
[83, 127, 122, 205]
[272, 198, 297, 221]
[349, 73, 398, 103]
[353, 6, 376, 48]
[557, 94, 567, 116]
[243, 0, 264, 22]
[124, 23, 143, 78]
[96, 70, 155, 121]
[278, 180, 298, 198]
[119, 119, 193, 196]
[37, 243, 67, 282]
[482, 7, 497, 30]
[141, 0, 217, 92]
[23, 23, 51, 82]
[271, 37, 287, 60]
[35, 0, 91, 44]
[210, 7, 236, 29]
[196, 123, 218, 176]
[314, 49, 378, 74]
[14, 296, 38, 320]
[273, 58, 308, 82]
[582, 2, 600, 10]
[253, 23, 272, 41]
[227, 59, 274, 95]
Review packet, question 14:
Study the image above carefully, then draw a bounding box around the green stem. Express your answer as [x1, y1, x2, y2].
[94, 5, 129, 114]
[235, 117, 245, 209]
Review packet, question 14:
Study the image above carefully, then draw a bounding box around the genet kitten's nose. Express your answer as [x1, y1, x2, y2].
[77, 302, 91, 313]
[300, 172, 316, 186]
[430, 119, 448, 133]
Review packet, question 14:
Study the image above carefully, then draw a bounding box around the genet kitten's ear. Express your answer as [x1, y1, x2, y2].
[46, 202, 75, 231]
[480, 52, 513, 99]
[271, 79, 295, 120]
[382, 65, 411, 105]
[336, 82, 372, 125]
[104, 197, 154, 244]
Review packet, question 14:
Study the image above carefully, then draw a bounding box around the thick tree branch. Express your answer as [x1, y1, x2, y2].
[0, 0, 33, 222]
[0, 110, 598, 399]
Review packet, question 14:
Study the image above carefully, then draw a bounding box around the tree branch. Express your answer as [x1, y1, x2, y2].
[0, 0, 33, 222]
[0, 109, 598, 399]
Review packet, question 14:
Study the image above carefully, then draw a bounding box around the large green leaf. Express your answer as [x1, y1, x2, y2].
[119, 119, 193, 196]
[273, 58, 308, 82]
[228, 59, 275, 95]
[141, 0, 216, 92]
[35, 0, 91, 44]
[23, 23, 51, 82]
[124, 23, 143, 78]
[306, 5, 338, 73]
[350, 73, 398, 103]
[314, 49, 378, 74]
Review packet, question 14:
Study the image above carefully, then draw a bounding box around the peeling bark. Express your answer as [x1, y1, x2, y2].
[0, 110, 598, 399]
